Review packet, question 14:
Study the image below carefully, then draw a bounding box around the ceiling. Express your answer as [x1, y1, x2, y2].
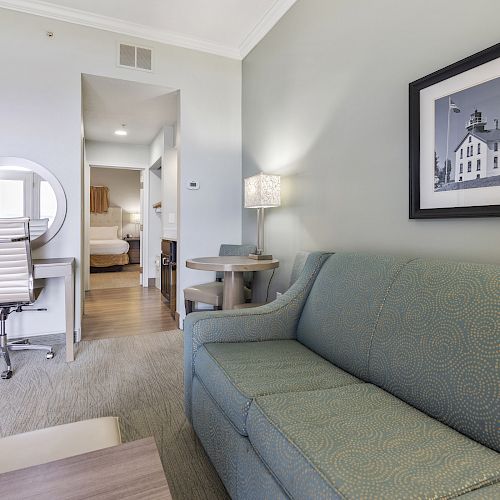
[0, 0, 297, 58]
[82, 75, 178, 145]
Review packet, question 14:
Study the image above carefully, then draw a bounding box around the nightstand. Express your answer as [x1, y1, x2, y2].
[124, 237, 140, 264]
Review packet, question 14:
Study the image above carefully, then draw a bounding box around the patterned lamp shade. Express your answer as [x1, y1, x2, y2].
[244, 173, 281, 209]
[130, 212, 140, 223]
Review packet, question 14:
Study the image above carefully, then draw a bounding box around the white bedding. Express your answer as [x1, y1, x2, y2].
[90, 226, 119, 240]
[90, 239, 129, 255]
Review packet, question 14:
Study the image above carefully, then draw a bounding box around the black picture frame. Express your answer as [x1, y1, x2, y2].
[409, 43, 500, 219]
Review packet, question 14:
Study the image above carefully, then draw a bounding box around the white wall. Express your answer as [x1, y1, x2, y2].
[90, 166, 141, 236]
[0, 8, 242, 333]
[162, 147, 178, 239]
[150, 124, 179, 240]
[84, 140, 150, 290]
[242, 0, 500, 300]
[86, 141, 149, 169]
[148, 126, 175, 281]
[149, 170, 162, 279]
[150, 127, 165, 166]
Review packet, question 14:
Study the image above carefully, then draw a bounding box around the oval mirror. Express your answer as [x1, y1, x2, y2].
[0, 157, 67, 249]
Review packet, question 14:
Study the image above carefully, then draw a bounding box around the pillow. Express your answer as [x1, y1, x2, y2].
[90, 226, 118, 240]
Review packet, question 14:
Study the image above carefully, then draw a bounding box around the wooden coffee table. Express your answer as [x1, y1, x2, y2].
[0, 437, 171, 499]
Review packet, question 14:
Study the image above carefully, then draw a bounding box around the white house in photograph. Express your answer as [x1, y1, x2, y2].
[454, 110, 500, 182]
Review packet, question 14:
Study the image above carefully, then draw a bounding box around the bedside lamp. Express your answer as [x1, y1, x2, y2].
[244, 173, 281, 260]
[130, 212, 140, 236]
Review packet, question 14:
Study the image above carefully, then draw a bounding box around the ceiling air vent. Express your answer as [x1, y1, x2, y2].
[118, 43, 153, 72]
[136, 47, 152, 71]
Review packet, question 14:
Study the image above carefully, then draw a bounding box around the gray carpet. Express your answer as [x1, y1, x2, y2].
[0, 330, 229, 500]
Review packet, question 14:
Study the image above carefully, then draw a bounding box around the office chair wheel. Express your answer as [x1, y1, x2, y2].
[1, 370, 12, 379]
[46, 351, 54, 360]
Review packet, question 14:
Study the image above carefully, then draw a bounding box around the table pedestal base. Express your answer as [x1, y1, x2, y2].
[223, 271, 244, 310]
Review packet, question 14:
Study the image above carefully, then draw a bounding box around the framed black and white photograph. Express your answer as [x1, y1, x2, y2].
[410, 43, 500, 218]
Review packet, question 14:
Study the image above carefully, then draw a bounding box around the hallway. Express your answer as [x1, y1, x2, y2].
[82, 286, 177, 341]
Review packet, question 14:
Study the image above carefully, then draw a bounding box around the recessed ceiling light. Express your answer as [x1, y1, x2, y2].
[114, 124, 127, 136]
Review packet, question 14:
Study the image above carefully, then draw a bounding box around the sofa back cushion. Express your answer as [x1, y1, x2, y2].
[369, 258, 500, 452]
[297, 253, 410, 379]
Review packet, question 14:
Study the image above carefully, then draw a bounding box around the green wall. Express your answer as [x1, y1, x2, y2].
[242, 0, 500, 299]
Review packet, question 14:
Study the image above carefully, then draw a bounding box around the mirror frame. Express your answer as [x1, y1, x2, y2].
[0, 157, 67, 249]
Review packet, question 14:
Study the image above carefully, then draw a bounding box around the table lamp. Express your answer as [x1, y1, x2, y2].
[244, 173, 280, 260]
[130, 212, 140, 236]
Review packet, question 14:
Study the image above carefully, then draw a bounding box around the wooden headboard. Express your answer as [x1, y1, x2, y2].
[90, 207, 123, 238]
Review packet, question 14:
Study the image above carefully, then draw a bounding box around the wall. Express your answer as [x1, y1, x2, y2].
[0, 8, 242, 336]
[151, 122, 179, 240]
[242, 0, 500, 300]
[149, 170, 162, 280]
[90, 166, 141, 236]
[162, 147, 178, 239]
[86, 141, 149, 170]
[148, 126, 175, 280]
[150, 127, 174, 166]
[84, 140, 150, 290]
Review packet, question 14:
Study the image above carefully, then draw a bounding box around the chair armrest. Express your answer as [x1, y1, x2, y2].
[183, 251, 331, 421]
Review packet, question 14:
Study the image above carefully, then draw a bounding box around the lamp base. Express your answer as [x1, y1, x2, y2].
[248, 253, 273, 260]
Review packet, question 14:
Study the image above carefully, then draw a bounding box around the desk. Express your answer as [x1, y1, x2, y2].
[186, 256, 279, 310]
[33, 258, 75, 362]
[0, 437, 172, 499]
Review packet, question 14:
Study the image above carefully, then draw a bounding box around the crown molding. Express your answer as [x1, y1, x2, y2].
[239, 0, 297, 58]
[0, 0, 296, 60]
[0, 0, 242, 59]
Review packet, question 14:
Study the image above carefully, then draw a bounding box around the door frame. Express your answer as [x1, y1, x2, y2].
[83, 162, 149, 291]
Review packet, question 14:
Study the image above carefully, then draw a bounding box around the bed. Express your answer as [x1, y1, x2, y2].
[89, 225, 130, 268]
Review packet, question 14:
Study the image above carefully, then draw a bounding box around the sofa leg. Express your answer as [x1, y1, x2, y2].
[185, 299, 194, 315]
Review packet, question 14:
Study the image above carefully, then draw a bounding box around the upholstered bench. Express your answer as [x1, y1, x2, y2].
[0, 417, 121, 474]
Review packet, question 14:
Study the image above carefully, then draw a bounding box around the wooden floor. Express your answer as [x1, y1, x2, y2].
[89, 264, 141, 290]
[82, 286, 177, 341]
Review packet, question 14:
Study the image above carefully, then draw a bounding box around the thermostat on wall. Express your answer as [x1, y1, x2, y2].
[187, 180, 200, 190]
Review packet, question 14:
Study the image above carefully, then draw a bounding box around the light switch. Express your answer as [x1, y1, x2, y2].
[168, 213, 176, 224]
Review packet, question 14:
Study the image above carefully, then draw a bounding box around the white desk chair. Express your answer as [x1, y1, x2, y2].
[28, 218, 49, 240]
[0, 218, 54, 379]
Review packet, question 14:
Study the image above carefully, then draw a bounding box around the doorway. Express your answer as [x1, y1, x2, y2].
[81, 74, 180, 340]
[89, 166, 142, 290]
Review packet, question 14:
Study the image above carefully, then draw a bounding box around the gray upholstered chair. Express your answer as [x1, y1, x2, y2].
[234, 251, 311, 309]
[0, 218, 54, 379]
[184, 244, 256, 314]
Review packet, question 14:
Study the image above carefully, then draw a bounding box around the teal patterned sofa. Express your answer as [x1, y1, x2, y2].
[184, 252, 500, 499]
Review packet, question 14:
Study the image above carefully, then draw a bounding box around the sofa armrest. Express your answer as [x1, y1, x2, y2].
[183, 251, 331, 422]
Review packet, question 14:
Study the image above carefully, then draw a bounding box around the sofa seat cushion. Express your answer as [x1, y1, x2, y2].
[195, 340, 361, 436]
[459, 483, 500, 498]
[247, 384, 500, 500]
